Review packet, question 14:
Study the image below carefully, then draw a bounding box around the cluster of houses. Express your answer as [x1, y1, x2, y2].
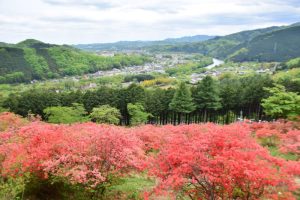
[91, 63, 165, 78]
[190, 64, 276, 84]
[90, 53, 190, 78]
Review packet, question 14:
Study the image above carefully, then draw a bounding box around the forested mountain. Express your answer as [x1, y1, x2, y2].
[151, 23, 300, 62]
[75, 22, 300, 62]
[0, 39, 149, 83]
[74, 35, 215, 51]
[229, 25, 300, 62]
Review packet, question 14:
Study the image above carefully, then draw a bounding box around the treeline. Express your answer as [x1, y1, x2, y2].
[4, 73, 298, 125]
[0, 40, 150, 83]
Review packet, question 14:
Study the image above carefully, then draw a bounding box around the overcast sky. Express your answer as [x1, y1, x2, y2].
[0, 0, 299, 44]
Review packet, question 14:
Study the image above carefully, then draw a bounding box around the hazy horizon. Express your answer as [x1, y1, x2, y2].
[1, 0, 300, 44]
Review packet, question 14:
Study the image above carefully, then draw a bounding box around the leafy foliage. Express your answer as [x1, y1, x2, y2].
[43, 103, 89, 124]
[165, 57, 212, 76]
[285, 57, 300, 69]
[90, 105, 121, 125]
[127, 103, 151, 126]
[140, 77, 174, 87]
[273, 68, 300, 93]
[262, 84, 300, 119]
[124, 74, 155, 83]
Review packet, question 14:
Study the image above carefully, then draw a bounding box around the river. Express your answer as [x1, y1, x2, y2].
[205, 58, 224, 69]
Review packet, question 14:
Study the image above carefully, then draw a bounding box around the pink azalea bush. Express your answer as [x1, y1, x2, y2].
[0, 113, 299, 199]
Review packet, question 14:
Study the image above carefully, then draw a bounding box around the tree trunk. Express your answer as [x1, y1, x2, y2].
[173, 112, 176, 125]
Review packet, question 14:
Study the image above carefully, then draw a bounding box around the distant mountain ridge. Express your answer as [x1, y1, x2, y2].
[229, 25, 300, 62]
[150, 22, 300, 62]
[163, 35, 216, 43]
[75, 22, 300, 62]
[0, 39, 149, 83]
[74, 35, 216, 51]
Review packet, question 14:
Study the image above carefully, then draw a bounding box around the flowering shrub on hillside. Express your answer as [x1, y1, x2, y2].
[0, 112, 27, 132]
[145, 123, 298, 200]
[251, 121, 300, 160]
[280, 130, 300, 158]
[0, 122, 145, 193]
[0, 113, 299, 199]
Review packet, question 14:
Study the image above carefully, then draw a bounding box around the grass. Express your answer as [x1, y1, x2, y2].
[106, 173, 155, 200]
[268, 146, 298, 161]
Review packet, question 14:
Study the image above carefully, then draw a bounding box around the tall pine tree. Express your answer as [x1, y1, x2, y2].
[193, 76, 221, 121]
[169, 82, 195, 124]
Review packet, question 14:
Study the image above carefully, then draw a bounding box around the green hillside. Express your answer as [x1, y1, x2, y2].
[283, 57, 300, 69]
[229, 26, 300, 62]
[147, 26, 282, 56]
[0, 40, 149, 83]
[151, 23, 300, 62]
[219, 26, 282, 42]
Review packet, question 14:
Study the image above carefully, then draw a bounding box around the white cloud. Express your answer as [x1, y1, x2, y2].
[0, 0, 299, 44]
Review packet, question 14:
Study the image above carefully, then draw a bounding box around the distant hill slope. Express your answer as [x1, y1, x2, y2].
[74, 35, 215, 51]
[229, 25, 300, 62]
[150, 26, 283, 56]
[0, 39, 149, 83]
[147, 23, 300, 62]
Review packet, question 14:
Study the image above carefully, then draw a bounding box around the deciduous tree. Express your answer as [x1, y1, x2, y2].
[90, 105, 121, 125]
[262, 84, 300, 119]
[43, 103, 89, 124]
[127, 103, 151, 126]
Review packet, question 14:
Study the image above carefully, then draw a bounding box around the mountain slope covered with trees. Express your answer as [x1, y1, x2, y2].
[0, 39, 149, 83]
[165, 23, 300, 61]
[74, 22, 300, 62]
[229, 25, 300, 62]
[146, 23, 300, 62]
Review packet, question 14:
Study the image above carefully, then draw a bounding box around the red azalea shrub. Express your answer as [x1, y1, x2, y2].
[146, 123, 299, 200]
[132, 123, 217, 152]
[280, 130, 300, 159]
[251, 120, 299, 134]
[130, 124, 172, 151]
[255, 128, 281, 147]
[251, 120, 300, 159]
[0, 113, 299, 199]
[0, 122, 145, 189]
[0, 112, 27, 132]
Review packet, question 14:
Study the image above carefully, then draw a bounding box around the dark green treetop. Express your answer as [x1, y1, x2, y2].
[169, 82, 195, 113]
